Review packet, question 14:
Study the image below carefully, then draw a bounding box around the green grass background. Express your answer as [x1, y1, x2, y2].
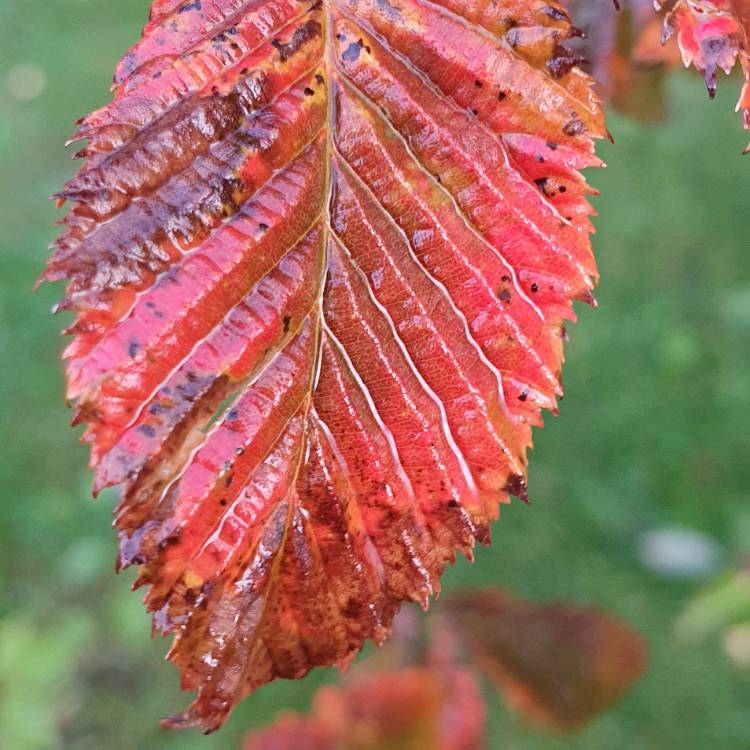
[1, 1, 749, 747]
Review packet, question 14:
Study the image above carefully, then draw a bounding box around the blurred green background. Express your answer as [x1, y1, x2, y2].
[1, 1, 750, 748]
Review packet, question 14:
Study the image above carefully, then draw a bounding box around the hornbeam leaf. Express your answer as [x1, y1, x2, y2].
[657, 0, 750, 146]
[43, 0, 605, 731]
[443, 590, 646, 732]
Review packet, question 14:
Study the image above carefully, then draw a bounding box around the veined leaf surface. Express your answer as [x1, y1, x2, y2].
[43, 0, 605, 730]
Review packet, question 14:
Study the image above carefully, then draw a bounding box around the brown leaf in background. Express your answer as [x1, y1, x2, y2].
[568, 0, 680, 122]
[443, 589, 646, 732]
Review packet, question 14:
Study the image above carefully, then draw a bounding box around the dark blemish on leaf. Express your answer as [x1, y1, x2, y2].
[530, 283, 538, 293]
[343, 599, 362, 619]
[471, 108, 479, 116]
[535, 177, 552, 196]
[376, 0, 403, 21]
[474, 79, 483, 88]
[501, 275, 510, 282]
[283, 315, 291, 334]
[272, 20, 322, 62]
[504, 473, 530, 504]
[315, 73, 324, 85]
[448, 499, 459, 508]
[128, 341, 139, 358]
[138, 424, 157, 438]
[179, 0, 202, 12]
[303, 86, 315, 96]
[563, 118, 586, 136]
[544, 5, 568, 22]
[536, 154, 545, 162]
[498, 90, 507, 101]
[219, 498, 228, 506]
[518, 391, 528, 401]
[226, 408, 239, 421]
[499, 289, 511, 303]
[235, 446, 244, 456]
[258, 222, 269, 231]
[546, 140, 558, 150]
[342, 39, 365, 63]
[559, 185, 567, 193]
[548, 46, 587, 79]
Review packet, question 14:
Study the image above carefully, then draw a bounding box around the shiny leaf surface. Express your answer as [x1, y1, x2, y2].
[443, 589, 646, 732]
[43, 0, 605, 730]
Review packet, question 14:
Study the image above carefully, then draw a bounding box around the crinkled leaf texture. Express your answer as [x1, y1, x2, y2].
[443, 590, 646, 732]
[242, 666, 484, 749]
[43, 0, 605, 731]
[657, 0, 750, 144]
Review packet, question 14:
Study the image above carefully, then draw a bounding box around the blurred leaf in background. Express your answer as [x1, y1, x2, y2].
[242, 589, 643, 749]
[442, 590, 645, 733]
[678, 568, 750, 642]
[243, 666, 485, 750]
[1, 0, 750, 748]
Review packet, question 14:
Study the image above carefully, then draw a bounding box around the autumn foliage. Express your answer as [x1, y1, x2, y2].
[659, 0, 750, 136]
[241, 591, 645, 747]
[40, 0, 745, 733]
[243, 667, 485, 750]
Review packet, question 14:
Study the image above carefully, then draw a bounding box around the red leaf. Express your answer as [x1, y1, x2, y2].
[442, 589, 646, 732]
[43, 0, 606, 730]
[242, 667, 485, 750]
[657, 0, 750, 144]
[243, 716, 335, 750]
